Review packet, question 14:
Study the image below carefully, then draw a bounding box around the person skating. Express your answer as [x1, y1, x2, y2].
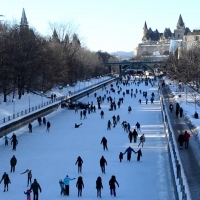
[101, 137, 108, 151]
[96, 176, 103, 198]
[37, 117, 42, 126]
[132, 129, 138, 143]
[10, 155, 17, 172]
[100, 110, 104, 119]
[63, 175, 75, 196]
[139, 99, 141, 104]
[119, 152, 123, 162]
[30, 179, 42, 200]
[128, 131, 133, 143]
[24, 188, 32, 200]
[43, 117, 46, 125]
[138, 134, 145, 147]
[135, 122, 141, 132]
[136, 149, 142, 161]
[169, 104, 173, 113]
[76, 176, 84, 197]
[109, 175, 119, 197]
[75, 123, 82, 128]
[21, 169, 32, 186]
[28, 123, 32, 133]
[123, 146, 135, 161]
[184, 131, 190, 149]
[3, 136, 10, 146]
[100, 156, 107, 174]
[128, 106, 132, 113]
[179, 107, 183, 118]
[117, 115, 120, 123]
[11, 137, 18, 151]
[46, 121, 51, 132]
[75, 156, 83, 173]
[80, 111, 83, 120]
[59, 179, 65, 195]
[0, 172, 11, 192]
[83, 110, 87, 119]
[11, 133, 16, 140]
[178, 133, 185, 149]
[107, 120, 112, 130]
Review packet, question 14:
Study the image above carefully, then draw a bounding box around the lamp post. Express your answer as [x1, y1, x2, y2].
[28, 94, 30, 112]
[41, 91, 43, 106]
[13, 98, 15, 117]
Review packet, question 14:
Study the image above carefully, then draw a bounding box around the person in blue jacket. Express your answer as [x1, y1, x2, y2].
[123, 146, 135, 161]
[63, 175, 75, 196]
[3, 136, 10, 146]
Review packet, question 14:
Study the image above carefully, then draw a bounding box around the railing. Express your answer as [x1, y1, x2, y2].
[0, 78, 112, 126]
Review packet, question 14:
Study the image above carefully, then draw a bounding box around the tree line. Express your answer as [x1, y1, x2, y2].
[0, 22, 115, 102]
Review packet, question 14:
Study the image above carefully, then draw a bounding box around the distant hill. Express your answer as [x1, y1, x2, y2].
[110, 51, 134, 60]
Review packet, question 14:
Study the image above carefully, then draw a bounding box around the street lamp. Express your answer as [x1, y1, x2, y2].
[13, 98, 15, 117]
[28, 93, 30, 112]
[41, 91, 43, 106]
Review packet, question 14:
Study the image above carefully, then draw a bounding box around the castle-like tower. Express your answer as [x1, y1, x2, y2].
[134, 15, 190, 58]
[20, 8, 29, 30]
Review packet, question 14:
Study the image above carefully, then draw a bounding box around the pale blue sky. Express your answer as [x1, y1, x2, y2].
[0, 0, 199, 53]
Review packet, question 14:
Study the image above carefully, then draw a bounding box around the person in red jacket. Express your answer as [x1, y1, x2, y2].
[184, 131, 190, 149]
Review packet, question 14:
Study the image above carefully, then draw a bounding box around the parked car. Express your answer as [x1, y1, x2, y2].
[68, 101, 89, 110]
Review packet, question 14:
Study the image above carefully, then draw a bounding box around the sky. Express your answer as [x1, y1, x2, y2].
[0, 77, 175, 199]
[0, 0, 200, 53]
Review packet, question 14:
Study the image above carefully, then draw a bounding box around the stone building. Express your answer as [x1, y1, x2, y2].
[134, 15, 190, 58]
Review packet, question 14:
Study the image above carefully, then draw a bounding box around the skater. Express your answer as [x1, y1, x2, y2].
[117, 115, 120, 123]
[184, 131, 190, 149]
[132, 129, 138, 143]
[10, 155, 17, 172]
[135, 122, 141, 132]
[46, 121, 51, 132]
[11, 137, 18, 151]
[59, 179, 65, 195]
[128, 131, 133, 143]
[24, 188, 32, 200]
[83, 110, 87, 119]
[150, 97, 154, 104]
[76, 176, 84, 197]
[28, 123, 32, 133]
[96, 176, 103, 198]
[3, 136, 10, 146]
[123, 146, 135, 161]
[21, 169, 32, 186]
[107, 120, 112, 130]
[75, 106, 78, 113]
[43, 117, 46, 125]
[138, 134, 145, 147]
[80, 111, 83, 120]
[128, 106, 132, 113]
[179, 107, 183, 118]
[109, 175, 119, 197]
[136, 149, 142, 161]
[139, 99, 141, 104]
[30, 179, 42, 200]
[63, 175, 75, 196]
[75, 156, 83, 173]
[169, 104, 173, 113]
[178, 133, 185, 149]
[37, 117, 42, 126]
[101, 137, 108, 151]
[0, 172, 11, 192]
[100, 110, 104, 119]
[145, 97, 148, 104]
[119, 152, 123, 162]
[100, 156, 107, 174]
[75, 123, 82, 128]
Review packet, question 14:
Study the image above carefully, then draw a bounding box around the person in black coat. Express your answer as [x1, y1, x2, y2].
[0, 172, 11, 192]
[96, 176, 103, 198]
[100, 110, 104, 119]
[109, 175, 119, 197]
[136, 149, 142, 161]
[11, 138, 18, 151]
[28, 123, 32, 133]
[178, 133, 185, 149]
[75, 156, 83, 173]
[101, 137, 108, 151]
[128, 131, 133, 143]
[43, 117, 46, 125]
[38, 117, 42, 126]
[119, 152, 123, 162]
[100, 156, 107, 174]
[132, 129, 138, 143]
[169, 104, 173, 113]
[179, 107, 183, 118]
[10, 155, 17, 172]
[46, 121, 51, 132]
[76, 176, 84, 197]
[11, 133, 16, 140]
[30, 179, 42, 200]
